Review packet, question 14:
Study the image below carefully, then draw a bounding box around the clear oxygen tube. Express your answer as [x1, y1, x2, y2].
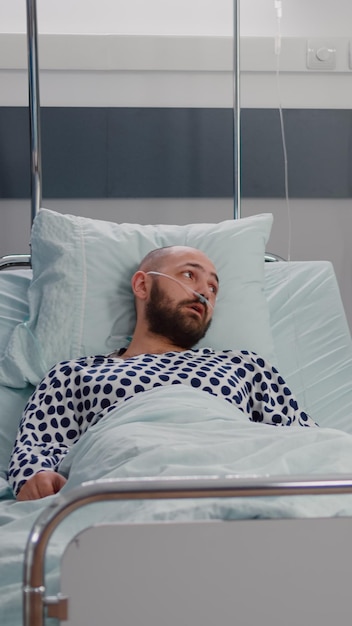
[146, 271, 215, 310]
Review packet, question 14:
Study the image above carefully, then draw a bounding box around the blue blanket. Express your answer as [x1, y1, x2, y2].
[2, 386, 352, 624]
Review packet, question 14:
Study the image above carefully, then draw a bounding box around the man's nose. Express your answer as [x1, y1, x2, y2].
[196, 282, 214, 307]
[198, 280, 213, 302]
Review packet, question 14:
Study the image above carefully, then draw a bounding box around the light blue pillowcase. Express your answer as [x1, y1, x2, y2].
[265, 261, 352, 432]
[0, 271, 34, 479]
[0, 210, 274, 387]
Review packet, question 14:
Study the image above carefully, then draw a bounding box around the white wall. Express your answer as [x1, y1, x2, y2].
[1, 0, 233, 35]
[241, 0, 352, 37]
[2, 1, 352, 36]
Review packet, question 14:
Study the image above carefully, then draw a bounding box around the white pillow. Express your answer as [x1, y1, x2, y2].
[0, 209, 274, 387]
[265, 260, 352, 432]
[0, 271, 34, 478]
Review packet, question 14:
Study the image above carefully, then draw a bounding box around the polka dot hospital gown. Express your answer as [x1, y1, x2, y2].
[8, 348, 317, 495]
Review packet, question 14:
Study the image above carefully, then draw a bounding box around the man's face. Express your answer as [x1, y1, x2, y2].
[145, 279, 212, 349]
[144, 248, 219, 349]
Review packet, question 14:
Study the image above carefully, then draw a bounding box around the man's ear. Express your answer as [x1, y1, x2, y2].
[131, 270, 150, 301]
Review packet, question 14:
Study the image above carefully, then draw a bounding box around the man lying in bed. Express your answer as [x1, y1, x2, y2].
[8, 245, 316, 501]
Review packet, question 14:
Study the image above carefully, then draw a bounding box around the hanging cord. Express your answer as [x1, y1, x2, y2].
[274, 0, 291, 262]
[273, 1, 308, 410]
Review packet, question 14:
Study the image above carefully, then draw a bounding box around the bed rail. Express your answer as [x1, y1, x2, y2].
[265, 252, 286, 262]
[0, 254, 31, 270]
[0, 253, 282, 271]
[23, 473, 352, 626]
[0, 1, 40, 270]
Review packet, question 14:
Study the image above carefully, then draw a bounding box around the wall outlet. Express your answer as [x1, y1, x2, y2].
[307, 39, 336, 70]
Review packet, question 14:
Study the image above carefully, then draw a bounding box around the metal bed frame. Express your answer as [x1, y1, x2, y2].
[23, 474, 352, 626]
[0, 0, 39, 272]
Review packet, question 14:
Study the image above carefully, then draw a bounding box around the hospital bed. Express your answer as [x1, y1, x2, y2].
[2, 2, 352, 626]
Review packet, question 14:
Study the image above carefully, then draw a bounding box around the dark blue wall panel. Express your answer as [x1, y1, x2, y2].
[0, 106, 351, 199]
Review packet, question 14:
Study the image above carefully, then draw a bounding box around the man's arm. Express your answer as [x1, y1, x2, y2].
[227, 350, 317, 427]
[8, 362, 81, 498]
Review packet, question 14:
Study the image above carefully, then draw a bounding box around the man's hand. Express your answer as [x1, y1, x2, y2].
[16, 471, 67, 501]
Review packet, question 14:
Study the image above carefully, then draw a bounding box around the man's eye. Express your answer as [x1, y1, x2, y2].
[183, 271, 193, 279]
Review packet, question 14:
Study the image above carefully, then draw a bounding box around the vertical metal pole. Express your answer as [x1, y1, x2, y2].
[26, 0, 42, 223]
[233, 0, 241, 219]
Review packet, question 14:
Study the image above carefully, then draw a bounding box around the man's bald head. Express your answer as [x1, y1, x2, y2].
[138, 245, 216, 276]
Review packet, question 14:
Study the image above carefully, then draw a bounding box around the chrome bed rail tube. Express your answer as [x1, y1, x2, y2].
[23, 474, 352, 626]
[0, 1, 40, 270]
[26, 0, 42, 223]
[0, 254, 31, 270]
[233, 0, 241, 219]
[265, 252, 286, 262]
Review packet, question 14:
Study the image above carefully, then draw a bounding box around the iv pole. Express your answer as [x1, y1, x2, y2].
[233, 0, 241, 219]
[26, 0, 42, 223]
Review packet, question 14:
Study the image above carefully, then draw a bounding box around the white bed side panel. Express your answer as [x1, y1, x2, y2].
[60, 518, 352, 625]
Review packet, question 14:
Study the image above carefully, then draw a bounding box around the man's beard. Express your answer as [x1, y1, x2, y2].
[145, 280, 212, 349]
